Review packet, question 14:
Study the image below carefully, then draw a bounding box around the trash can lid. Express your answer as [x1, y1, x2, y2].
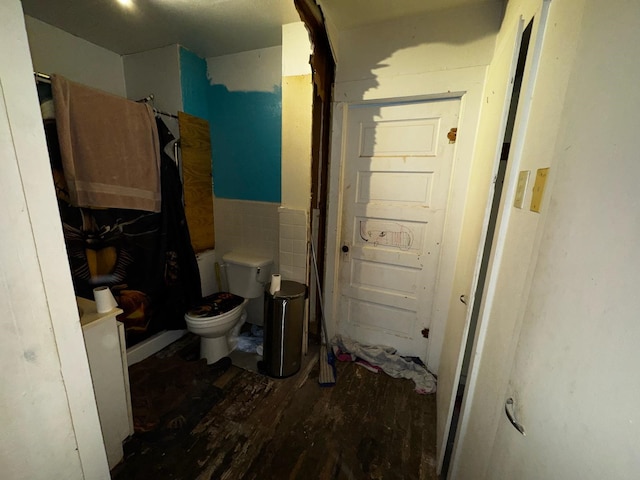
[268, 280, 306, 299]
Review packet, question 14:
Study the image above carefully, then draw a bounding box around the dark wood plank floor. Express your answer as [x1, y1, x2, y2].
[115, 341, 438, 480]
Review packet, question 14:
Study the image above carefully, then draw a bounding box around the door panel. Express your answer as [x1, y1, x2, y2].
[337, 99, 460, 358]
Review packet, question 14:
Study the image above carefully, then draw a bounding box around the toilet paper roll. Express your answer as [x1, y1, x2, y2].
[269, 274, 281, 295]
[93, 286, 118, 313]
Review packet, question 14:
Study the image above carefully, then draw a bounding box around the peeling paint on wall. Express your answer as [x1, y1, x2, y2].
[179, 47, 282, 203]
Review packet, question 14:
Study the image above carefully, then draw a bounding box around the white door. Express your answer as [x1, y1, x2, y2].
[337, 99, 460, 358]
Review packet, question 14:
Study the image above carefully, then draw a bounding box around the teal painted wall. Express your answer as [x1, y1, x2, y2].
[209, 85, 281, 202]
[179, 47, 281, 203]
[179, 47, 210, 121]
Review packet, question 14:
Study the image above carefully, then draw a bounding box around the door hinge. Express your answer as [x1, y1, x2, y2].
[447, 127, 458, 143]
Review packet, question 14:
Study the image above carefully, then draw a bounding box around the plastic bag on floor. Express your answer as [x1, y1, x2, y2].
[234, 326, 264, 354]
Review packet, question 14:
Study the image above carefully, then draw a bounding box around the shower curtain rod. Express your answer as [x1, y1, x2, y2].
[33, 71, 179, 120]
[136, 94, 179, 120]
[34, 71, 51, 82]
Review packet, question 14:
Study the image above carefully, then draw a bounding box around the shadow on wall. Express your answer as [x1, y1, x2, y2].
[334, 2, 504, 98]
[325, 1, 503, 342]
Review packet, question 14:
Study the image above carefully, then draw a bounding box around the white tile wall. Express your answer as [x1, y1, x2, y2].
[214, 198, 280, 271]
[213, 200, 310, 326]
[279, 207, 308, 283]
[213, 200, 309, 285]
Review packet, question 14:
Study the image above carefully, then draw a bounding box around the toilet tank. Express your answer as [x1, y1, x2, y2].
[223, 252, 273, 299]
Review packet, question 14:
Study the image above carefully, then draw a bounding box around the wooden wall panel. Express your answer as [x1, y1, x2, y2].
[178, 111, 215, 252]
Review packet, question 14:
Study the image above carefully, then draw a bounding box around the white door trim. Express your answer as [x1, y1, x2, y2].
[436, 15, 528, 473]
[435, 13, 537, 473]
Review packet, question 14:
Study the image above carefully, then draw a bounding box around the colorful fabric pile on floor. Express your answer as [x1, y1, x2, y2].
[332, 335, 437, 394]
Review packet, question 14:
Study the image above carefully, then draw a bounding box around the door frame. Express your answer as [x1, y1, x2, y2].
[324, 72, 486, 372]
[437, 15, 532, 475]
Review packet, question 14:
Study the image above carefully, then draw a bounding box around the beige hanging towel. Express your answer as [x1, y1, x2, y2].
[52, 74, 161, 212]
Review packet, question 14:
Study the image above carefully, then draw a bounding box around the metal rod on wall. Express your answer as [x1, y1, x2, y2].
[34, 71, 51, 83]
[33, 72, 179, 119]
[136, 93, 179, 119]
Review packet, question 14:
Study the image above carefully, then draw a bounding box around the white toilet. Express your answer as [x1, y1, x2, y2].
[185, 251, 272, 364]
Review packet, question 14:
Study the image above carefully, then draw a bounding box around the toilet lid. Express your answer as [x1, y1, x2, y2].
[187, 292, 244, 318]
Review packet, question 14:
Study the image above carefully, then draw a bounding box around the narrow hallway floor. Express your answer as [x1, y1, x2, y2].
[113, 336, 438, 480]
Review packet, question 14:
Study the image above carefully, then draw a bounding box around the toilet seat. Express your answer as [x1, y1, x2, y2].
[185, 292, 245, 324]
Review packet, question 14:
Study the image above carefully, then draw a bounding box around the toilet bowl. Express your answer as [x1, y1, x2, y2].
[186, 251, 273, 364]
[185, 293, 248, 364]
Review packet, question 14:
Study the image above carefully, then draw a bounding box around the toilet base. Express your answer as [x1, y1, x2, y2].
[200, 336, 230, 364]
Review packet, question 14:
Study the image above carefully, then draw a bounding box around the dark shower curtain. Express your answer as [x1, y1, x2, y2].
[41, 81, 201, 347]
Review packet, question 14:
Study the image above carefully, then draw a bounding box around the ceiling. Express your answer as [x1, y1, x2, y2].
[21, 0, 497, 58]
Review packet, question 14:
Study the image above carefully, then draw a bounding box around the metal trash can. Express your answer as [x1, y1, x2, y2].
[263, 280, 306, 378]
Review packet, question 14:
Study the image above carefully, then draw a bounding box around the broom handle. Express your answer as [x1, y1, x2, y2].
[310, 239, 330, 345]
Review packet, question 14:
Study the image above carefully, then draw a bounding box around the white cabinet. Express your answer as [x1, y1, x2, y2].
[78, 297, 134, 470]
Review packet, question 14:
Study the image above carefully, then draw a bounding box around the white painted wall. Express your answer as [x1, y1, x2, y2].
[123, 44, 183, 137]
[334, 4, 499, 87]
[317, 3, 340, 65]
[1, 2, 109, 478]
[324, 3, 503, 372]
[24, 15, 126, 96]
[280, 22, 313, 284]
[281, 22, 312, 212]
[206, 46, 282, 92]
[487, 3, 640, 475]
[452, 0, 640, 478]
[282, 22, 312, 77]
